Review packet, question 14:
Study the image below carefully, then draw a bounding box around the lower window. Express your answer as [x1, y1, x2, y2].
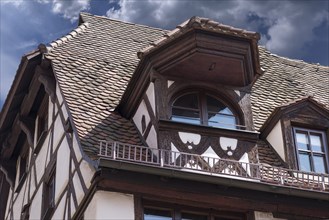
[144, 206, 246, 220]
[293, 127, 328, 173]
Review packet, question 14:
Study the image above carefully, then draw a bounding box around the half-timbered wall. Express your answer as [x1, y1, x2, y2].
[4, 81, 95, 220]
[266, 120, 285, 161]
[133, 82, 158, 149]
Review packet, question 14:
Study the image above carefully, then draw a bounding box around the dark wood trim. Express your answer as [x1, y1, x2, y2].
[159, 119, 258, 142]
[71, 178, 98, 220]
[142, 94, 157, 140]
[19, 116, 35, 147]
[55, 98, 88, 194]
[96, 167, 329, 218]
[37, 65, 56, 102]
[134, 194, 143, 220]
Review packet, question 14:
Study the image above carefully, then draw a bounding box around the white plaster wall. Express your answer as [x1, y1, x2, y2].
[48, 98, 54, 129]
[61, 104, 69, 122]
[29, 185, 43, 220]
[84, 191, 134, 220]
[53, 114, 65, 150]
[73, 172, 85, 204]
[12, 181, 25, 220]
[266, 121, 285, 161]
[167, 80, 175, 88]
[70, 194, 76, 218]
[56, 82, 64, 106]
[80, 159, 95, 189]
[52, 192, 66, 220]
[72, 133, 82, 162]
[5, 189, 13, 220]
[55, 139, 70, 204]
[133, 100, 150, 134]
[35, 131, 51, 184]
[178, 132, 201, 146]
[30, 166, 36, 198]
[146, 82, 156, 114]
[146, 126, 158, 149]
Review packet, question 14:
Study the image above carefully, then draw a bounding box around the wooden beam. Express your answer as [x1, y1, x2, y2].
[18, 116, 35, 147]
[36, 65, 56, 102]
[97, 169, 329, 218]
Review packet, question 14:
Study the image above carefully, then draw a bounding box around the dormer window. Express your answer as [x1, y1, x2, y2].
[293, 127, 328, 173]
[171, 92, 237, 129]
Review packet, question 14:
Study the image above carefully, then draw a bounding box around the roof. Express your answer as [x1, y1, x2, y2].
[252, 48, 329, 130]
[44, 12, 329, 159]
[45, 13, 167, 158]
[137, 16, 260, 59]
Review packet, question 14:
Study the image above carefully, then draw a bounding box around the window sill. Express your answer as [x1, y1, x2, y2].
[159, 119, 259, 141]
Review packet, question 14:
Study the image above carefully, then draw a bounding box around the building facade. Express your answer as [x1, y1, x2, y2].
[0, 13, 328, 220]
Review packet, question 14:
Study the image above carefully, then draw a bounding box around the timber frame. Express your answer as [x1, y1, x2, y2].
[260, 97, 329, 170]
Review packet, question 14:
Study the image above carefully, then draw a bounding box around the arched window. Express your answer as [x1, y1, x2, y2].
[171, 92, 237, 129]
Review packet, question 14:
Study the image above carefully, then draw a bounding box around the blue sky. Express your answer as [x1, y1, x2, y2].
[0, 0, 328, 109]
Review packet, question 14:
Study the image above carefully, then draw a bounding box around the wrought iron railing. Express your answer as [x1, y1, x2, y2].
[99, 140, 329, 192]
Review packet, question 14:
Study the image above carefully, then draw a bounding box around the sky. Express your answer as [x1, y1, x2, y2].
[0, 0, 328, 109]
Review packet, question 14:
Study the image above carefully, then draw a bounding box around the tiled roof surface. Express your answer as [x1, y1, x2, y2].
[46, 13, 329, 159]
[45, 13, 167, 158]
[257, 141, 284, 167]
[252, 47, 329, 130]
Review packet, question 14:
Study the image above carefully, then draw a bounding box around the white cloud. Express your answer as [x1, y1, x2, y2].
[1, 0, 90, 22]
[0, 0, 25, 7]
[106, 0, 329, 59]
[15, 40, 38, 50]
[52, 0, 91, 22]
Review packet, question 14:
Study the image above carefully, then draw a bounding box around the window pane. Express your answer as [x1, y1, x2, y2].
[144, 208, 172, 220]
[173, 93, 199, 109]
[182, 212, 207, 220]
[310, 133, 324, 152]
[313, 155, 327, 173]
[295, 131, 309, 150]
[172, 108, 200, 125]
[208, 114, 236, 129]
[298, 153, 311, 172]
[206, 95, 227, 113]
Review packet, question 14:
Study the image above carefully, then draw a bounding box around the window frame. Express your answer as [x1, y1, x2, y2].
[293, 127, 329, 173]
[34, 95, 49, 154]
[15, 139, 29, 192]
[143, 203, 247, 220]
[170, 91, 240, 129]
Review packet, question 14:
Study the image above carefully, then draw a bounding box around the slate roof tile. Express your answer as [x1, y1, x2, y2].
[45, 12, 329, 161]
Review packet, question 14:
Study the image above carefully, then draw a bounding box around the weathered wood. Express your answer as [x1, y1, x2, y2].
[97, 169, 329, 218]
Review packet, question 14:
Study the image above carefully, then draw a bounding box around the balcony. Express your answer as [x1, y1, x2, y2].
[98, 140, 329, 192]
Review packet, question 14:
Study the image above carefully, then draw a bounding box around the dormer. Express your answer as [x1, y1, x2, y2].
[120, 17, 261, 165]
[137, 16, 261, 87]
[261, 97, 329, 173]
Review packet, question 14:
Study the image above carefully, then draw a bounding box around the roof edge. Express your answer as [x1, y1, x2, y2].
[0, 50, 42, 129]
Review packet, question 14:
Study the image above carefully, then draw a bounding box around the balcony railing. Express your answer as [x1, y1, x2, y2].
[98, 140, 329, 192]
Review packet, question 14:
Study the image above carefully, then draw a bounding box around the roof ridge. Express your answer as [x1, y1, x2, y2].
[47, 22, 90, 51]
[80, 12, 168, 32]
[138, 16, 260, 59]
[260, 46, 329, 68]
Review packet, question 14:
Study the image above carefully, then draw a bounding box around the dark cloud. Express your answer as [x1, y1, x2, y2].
[107, 0, 328, 63]
[1, 0, 328, 109]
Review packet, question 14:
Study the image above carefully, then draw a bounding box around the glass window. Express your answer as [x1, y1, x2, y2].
[171, 92, 237, 129]
[144, 208, 172, 220]
[293, 128, 328, 173]
[143, 207, 245, 220]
